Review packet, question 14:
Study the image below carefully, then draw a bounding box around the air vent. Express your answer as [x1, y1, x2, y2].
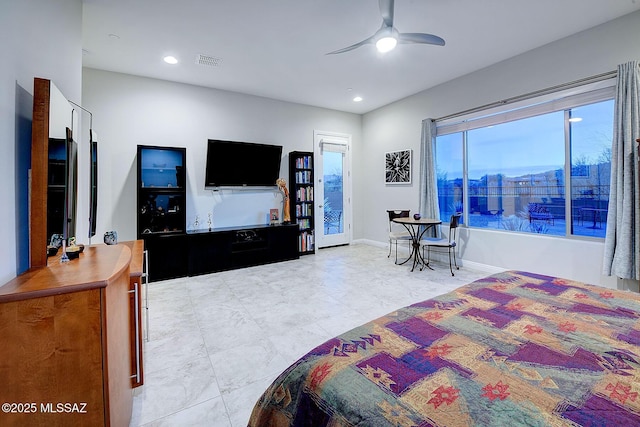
[196, 54, 222, 67]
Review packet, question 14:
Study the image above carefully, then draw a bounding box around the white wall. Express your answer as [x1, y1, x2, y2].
[0, 0, 82, 283]
[81, 69, 362, 242]
[360, 11, 640, 289]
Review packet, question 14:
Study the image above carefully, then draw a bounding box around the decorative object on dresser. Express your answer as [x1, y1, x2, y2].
[104, 230, 118, 245]
[289, 151, 315, 255]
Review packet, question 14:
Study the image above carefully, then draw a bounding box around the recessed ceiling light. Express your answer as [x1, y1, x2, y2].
[569, 117, 583, 122]
[353, 96, 363, 102]
[163, 56, 178, 65]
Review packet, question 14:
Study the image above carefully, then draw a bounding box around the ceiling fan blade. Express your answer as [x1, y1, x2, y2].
[326, 36, 375, 55]
[399, 32, 445, 46]
[379, 0, 394, 27]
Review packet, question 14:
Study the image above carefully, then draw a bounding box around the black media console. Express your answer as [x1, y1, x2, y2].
[142, 223, 299, 282]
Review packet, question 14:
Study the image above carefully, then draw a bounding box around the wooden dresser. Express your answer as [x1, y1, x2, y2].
[0, 242, 143, 427]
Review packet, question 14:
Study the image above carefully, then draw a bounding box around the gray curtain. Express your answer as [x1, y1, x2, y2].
[603, 60, 640, 280]
[419, 119, 440, 236]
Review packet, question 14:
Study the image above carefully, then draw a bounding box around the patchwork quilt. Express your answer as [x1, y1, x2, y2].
[248, 271, 640, 426]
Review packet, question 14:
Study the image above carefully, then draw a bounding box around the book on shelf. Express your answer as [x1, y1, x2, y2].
[295, 203, 311, 217]
[295, 155, 313, 170]
[295, 170, 311, 184]
[299, 231, 314, 252]
[297, 218, 311, 230]
[296, 187, 313, 202]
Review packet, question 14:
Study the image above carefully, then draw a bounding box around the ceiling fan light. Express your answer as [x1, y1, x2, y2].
[376, 36, 397, 53]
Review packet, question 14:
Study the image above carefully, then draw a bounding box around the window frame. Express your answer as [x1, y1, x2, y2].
[434, 80, 615, 240]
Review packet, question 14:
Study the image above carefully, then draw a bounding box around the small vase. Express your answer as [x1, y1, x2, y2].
[104, 231, 118, 245]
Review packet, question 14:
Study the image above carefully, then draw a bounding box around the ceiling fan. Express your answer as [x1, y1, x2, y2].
[327, 0, 445, 55]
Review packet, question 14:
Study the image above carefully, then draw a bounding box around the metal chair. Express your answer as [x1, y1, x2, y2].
[324, 210, 342, 233]
[420, 213, 461, 276]
[387, 210, 411, 263]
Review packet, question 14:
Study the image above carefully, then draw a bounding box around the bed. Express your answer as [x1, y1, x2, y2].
[248, 270, 640, 426]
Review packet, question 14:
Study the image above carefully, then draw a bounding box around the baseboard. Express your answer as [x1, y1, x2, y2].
[457, 260, 506, 274]
[358, 239, 504, 274]
[354, 239, 385, 248]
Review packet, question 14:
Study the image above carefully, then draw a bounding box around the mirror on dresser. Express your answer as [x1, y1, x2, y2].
[30, 78, 77, 268]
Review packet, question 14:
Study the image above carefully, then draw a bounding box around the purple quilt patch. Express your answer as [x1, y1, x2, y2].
[356, 352, 428, 395]
[411, 298, 467, 310]
[618, 329, 640, 347]
[468, 287, 517, 305]
[308, 338, 343, 356]
[401, 348, 474, 379]
[561, 394, 640, 426]
[516, 271, 555, 281]
[510, 342, 603, 371]
[570, 303, 639, 319]
[463, 307, 523, 328]
[522, 281, 569, 296]
[386, 317, 449, 347]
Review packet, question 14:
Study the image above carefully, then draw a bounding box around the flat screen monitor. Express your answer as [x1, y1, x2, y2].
[204, 139, 283, 188]
[64, 127, 77, 243]
[88, 130, 98, 238]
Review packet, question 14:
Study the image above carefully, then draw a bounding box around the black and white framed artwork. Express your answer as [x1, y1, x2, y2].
[385, 149, 412, 184]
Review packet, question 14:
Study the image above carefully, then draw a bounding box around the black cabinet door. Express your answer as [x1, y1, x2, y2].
[143, 234, 188, 281]
[188, 232, 232, 276]
[268, 225, 299, 262]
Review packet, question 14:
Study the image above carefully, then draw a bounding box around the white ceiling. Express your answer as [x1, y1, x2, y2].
[82, 0, 640, 114]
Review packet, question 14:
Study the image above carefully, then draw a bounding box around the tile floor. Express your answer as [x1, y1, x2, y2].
[130, 243, 489, 426]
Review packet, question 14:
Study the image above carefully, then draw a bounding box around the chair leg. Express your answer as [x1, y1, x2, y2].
[448, 248, 454, 276]
[453, 247, 459, 271]
[394, 241, 399, 264]
[388, 239, 392, 258]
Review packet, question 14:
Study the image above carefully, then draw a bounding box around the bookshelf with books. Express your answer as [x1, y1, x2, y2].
[289, 151, 315, 255]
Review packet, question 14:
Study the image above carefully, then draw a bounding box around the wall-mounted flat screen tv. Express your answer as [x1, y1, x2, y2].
[204, 139, 283, 188]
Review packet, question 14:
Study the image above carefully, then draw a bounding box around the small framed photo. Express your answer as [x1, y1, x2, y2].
[270, 208, 279, 225]
[385, 149, 412, 184]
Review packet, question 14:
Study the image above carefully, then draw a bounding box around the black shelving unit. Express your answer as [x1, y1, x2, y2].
[137, 145, 187, 281]
[289, 151, 315, 255]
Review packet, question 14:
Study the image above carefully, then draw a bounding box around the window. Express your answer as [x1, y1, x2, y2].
[569, 100, 613, 237]
[435, 86, 614, 239]
[436, 133, 464, 222]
